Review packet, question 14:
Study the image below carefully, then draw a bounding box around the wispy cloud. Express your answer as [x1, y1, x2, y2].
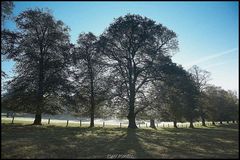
[185, 48, 238, 68]
[202, 61, 229, 69]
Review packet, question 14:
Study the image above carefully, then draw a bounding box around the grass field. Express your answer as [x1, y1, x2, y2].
[1, 121, 239, 159]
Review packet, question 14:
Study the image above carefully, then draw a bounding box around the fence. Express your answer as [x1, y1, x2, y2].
[1, 115, 236, 128]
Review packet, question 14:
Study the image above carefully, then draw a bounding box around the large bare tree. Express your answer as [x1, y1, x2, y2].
[98, 14, 179, 128]
[2, 8, 72, 125]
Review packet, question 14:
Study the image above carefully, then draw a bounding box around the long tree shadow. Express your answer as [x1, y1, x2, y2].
[105, 128, 153, 159]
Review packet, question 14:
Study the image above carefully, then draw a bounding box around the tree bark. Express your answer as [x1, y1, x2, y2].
[173, 120, 178, 128]
[212, 121, 215, 125]
[127, 58, 137, 129]
[89, 82, 95, 128]
[33, 49, 44, 125]
[33, 113, 42, 125]
[188, 117, 194, 128]
[127, 111, 137, 129]
[127, 96, 137, 129]
[189, 120, 194, 128]
[150, 119, 156, 129]
[201, 116, 206, 126]
[88, 60, 95, 128]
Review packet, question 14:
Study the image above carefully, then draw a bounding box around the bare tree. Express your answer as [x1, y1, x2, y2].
[98, 14, 178, 128]
[2, 8, 72, 125]
[70, 32, 111, 127]
[188, 65, 211, 126]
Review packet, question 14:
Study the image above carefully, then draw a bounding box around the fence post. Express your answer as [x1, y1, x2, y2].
[80, 120, 82, 127]
[66, 120, 69, 127]
[48, 118, 50, 124]
[11, 116, 15, 124]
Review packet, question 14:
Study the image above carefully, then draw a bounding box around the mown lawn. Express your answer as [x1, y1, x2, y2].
[1, 122, 239, 159]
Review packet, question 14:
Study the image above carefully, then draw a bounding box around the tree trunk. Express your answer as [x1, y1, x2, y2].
[90, 102, 94, 128]
[232, 120, 235, 123]
[89, 61, 95, 128]
[90, 95, 95, 128]
[33, 113, 42, 125]
[189, 120, 194, 128]
[127, 112, 137, 129]
[220, 121, 222, 124]
[127, 104, 137, 129]
[201, 116, 206, 126]
[33, 51, 44, 125]
[212, 121, 215, 125]
[126, 51, 139, 129]
[89, 74, 95, 128]
[127, 65, 137, 129]
[173, 120, 178, 128]
[226, 120, 229, 124]
[150, 119, 156, 129]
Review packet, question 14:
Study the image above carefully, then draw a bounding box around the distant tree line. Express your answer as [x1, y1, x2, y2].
[1, 7, 239, 128]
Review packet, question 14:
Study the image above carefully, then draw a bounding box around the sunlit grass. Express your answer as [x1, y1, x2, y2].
[1, 120, 238, 159]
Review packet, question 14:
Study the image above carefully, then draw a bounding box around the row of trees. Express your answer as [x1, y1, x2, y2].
[136, 65, 238, 128]
[1, 7, 239, 129]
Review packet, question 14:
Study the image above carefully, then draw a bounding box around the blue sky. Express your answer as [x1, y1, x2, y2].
[2, 1, 239, 93]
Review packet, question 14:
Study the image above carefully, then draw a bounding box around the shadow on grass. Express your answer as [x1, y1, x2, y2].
[1, 123, 239, 159]
[136, 125, 239, 158]
[1, 124, 151, 158]
[105, 128, 153, 158]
